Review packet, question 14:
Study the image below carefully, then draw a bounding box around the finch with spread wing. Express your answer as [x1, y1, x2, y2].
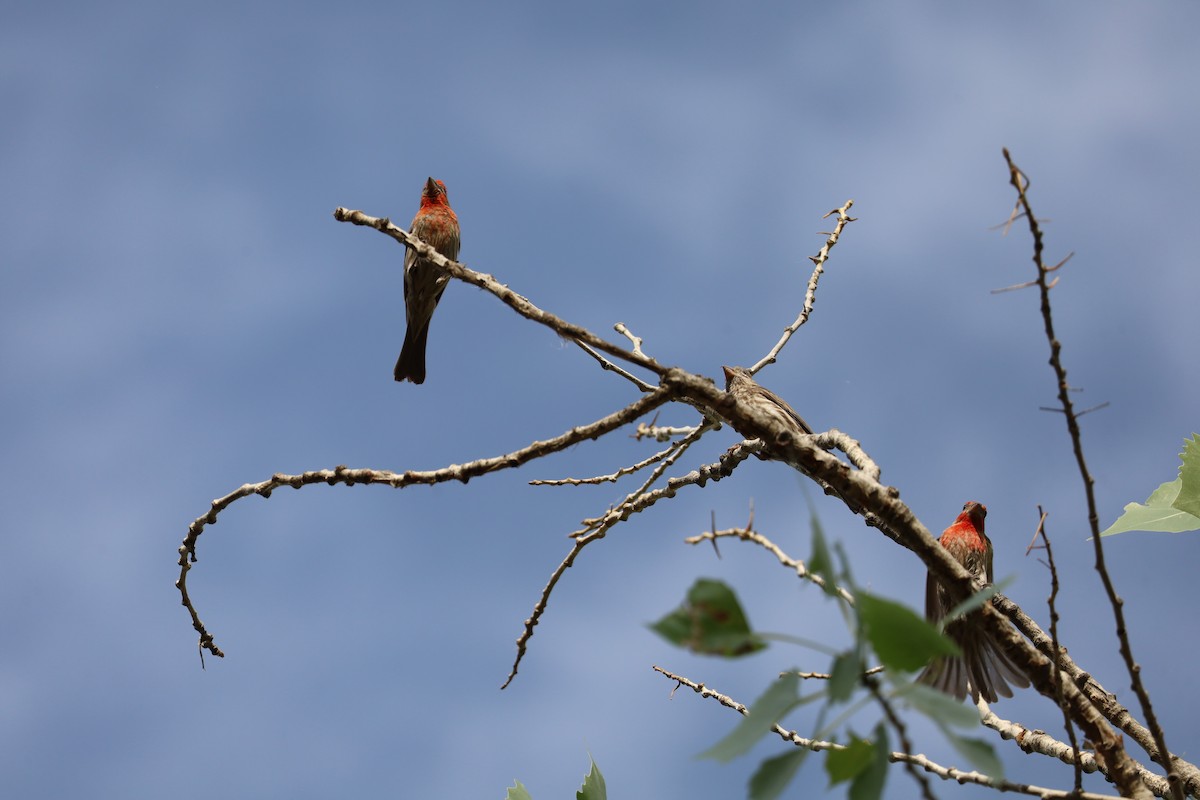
[918, 501, 1030, 703]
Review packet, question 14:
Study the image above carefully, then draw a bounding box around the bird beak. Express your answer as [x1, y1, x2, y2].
[722, 366, 736, 384]
[425, 176, 438, 193]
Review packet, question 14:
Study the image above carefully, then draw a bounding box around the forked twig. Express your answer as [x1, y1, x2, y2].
[176, 388, 674, 659]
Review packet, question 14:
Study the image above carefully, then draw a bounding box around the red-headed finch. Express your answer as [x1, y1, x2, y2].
[394, 177, 460, 384]
[918, 501, 1030, 703]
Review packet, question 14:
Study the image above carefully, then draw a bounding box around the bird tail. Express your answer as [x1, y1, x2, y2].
[394, 322, 430, 384]
[918, 626, 1030, 704]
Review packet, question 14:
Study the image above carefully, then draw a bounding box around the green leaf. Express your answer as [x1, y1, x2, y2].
[943, 731, 1003, 779]
[856, 591, 958, 672]
[576, 757, 606, 800]
[848, 724, 890, 800]
[941, 577, 1013, 624]
[827, 651, 863, 703]
[701, 673, 801, 762]
[1101, 477, 1200, 536]
[825, 736, 875, 785]
[505, 780, 534, 800]
[1175, 433, 1200, 518]
[649, 578, 767, 657]
[749, 749, 807, 800]
[900, 683, 981, 728]
[808, 508, 839, 597]
[904, 684, 1004, 777]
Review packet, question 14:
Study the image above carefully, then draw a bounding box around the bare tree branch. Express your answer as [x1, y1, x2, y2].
[863, 673, 937, 800]
[503, 442, 757, 687]
[684, 522, 856, 606]
[653, 666, 1127, 800]
[175, 387, 675, 659]
[529, 426, 707, 486]
[333, 207, 667, 378]
[980, 703, 1172, 797]
[751, 200, 855, 374]
[1002, 148, 1182, 800]
[1026, 507, 1084, 793]
[168, 192, 1193, 798]
[658, 365, 1158, 799]
[996, 595, 1200, 795]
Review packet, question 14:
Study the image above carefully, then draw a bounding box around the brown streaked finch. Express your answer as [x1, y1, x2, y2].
[722, 365, 814, 449]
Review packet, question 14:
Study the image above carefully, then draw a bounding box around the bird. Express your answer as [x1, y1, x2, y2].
[918, 501, 1030, 703]
[721, 365, 814, 447]
[394, 177, 461, 384]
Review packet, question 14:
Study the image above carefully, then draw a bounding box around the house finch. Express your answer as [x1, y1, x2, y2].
[722, 366, 813, 448]
[918, 501, 1030, 703]
[394, 177, 461, 384]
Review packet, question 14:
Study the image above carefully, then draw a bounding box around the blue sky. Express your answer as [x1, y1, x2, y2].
[3, 3, 1198, 798]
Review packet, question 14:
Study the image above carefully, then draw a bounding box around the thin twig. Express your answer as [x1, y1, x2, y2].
[1003, 148, 1180, 800]
[530, 423, 713, 486]
[613, 322, 646, 358]
[504, 443, 756, 686]
[684, 524, 856, 606]
[574, 339, 656, 390]
[1027, 507, 1084, 793]
[864, 674, 936, 800]
[653, 666, 1126, 800]
[751, 200, 855, 374]
[176, 388, 674, 660]
[333, 207, 667, 377]
[573, 426, 730, 537]
[634, 422, 702, 441]
[501, 530, 602, 689]
[787, 666, 886, 680]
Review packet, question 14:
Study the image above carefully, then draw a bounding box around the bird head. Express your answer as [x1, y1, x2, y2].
[422, 177, 450, 205]
[722, 365, 750, 390]
[959, 500, 987, 532]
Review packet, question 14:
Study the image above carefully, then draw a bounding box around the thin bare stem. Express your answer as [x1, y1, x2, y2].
[176, 388, 674, 659]
[787, 666, 885, 680]
[613, 322, 646, 358]
[574, 339, 656, 390]
[502, 530, 600, 689]
[751, 200, 855, 374]
[504, 445, 754, 686]
[684, 525, 856, 606]
[1027, 507, 1084, 793]
[654, 666, 1126, 800]
[864, 674, 936, 800]
[333, 207, 667, 377]
[634, 422, 702, 441]
[1003, 148, 1181, 800]
[530, 422, 714, 487]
